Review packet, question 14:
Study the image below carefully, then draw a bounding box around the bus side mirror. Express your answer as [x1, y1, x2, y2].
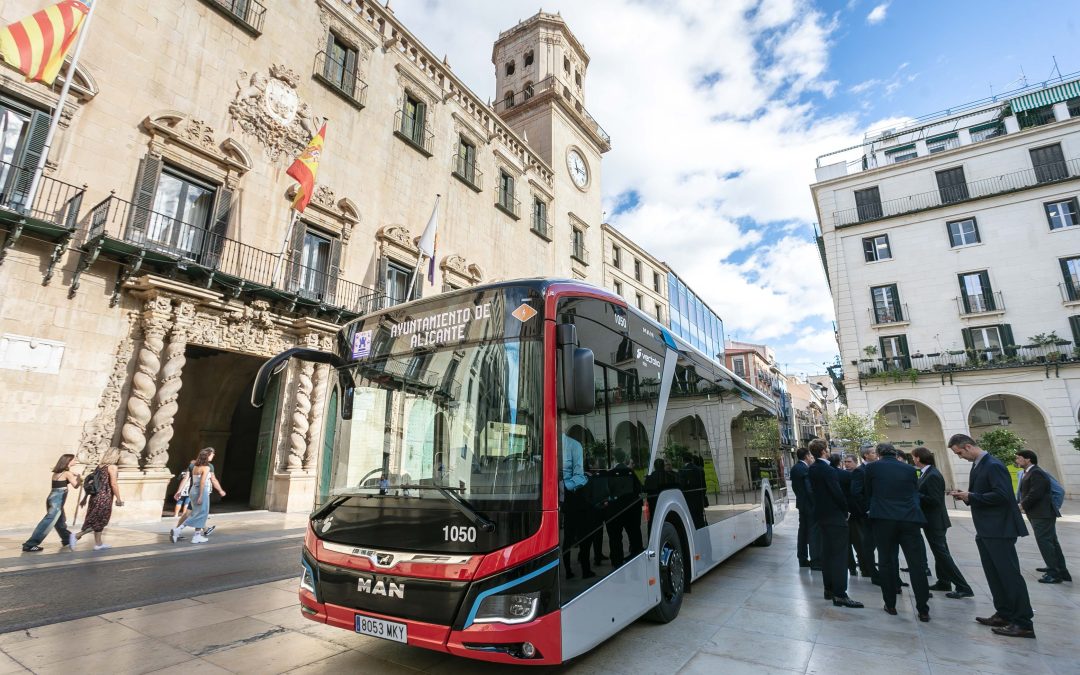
[558, 323, 595, 416]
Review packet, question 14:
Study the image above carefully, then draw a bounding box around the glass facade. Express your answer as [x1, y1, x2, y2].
[667, 273, 725, 360]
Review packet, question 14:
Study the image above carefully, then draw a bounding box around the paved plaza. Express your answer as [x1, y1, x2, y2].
[0, 504, 1077, 675]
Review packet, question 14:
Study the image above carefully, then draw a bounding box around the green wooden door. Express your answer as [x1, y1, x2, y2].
[318, 388, 339, 498]
[250, 372, 281, 509]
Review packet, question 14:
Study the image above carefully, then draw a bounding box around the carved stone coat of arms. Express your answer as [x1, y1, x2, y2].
[229, 64, 322, 162]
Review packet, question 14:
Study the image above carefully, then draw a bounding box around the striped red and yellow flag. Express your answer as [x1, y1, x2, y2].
[0, 0, 89, 85]
[287, 123, 327, 213]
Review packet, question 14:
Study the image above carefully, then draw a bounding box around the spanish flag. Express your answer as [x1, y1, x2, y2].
[0, 1, 90, 85]
[286, 123, 326, 213]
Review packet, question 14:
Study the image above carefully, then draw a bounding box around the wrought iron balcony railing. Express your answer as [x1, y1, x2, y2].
[1060, 281, 1080, 303]
[870, 303, 907, 325]
[79, 194, 381, 316]
[199, 0, 266, 35]
[495, 184, 520, 219]
[571, 243, 590, 265]
[531, 211, 551, 239]
[0, 159, 84, 232]
[957, 291, 1004, 316]
[394, 110, 434, 156]
[856, 340, 1077, 383]
[314, 51, 368, 108]
[834, 157, 1080, 226]
[451, 151, 483, 191]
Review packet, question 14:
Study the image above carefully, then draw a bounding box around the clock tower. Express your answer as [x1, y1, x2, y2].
[492, 12, 611, 282]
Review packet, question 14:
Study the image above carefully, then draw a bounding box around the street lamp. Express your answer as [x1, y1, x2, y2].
[998, 414, 1011, 426]
[901, 416, 912, 430]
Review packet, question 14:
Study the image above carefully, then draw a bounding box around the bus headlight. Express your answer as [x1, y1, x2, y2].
[472, 592, 540, 624]
[300, 565, 317, 595]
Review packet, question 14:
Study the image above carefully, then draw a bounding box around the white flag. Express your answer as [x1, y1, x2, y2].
[417, 195, 440, 257]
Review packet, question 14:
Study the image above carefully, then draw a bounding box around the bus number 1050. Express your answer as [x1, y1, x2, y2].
[442, 525, 477, 543]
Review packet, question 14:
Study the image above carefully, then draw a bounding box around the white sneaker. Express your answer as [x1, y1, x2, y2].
[68, 533, 78, 549]
[170, 527, 180, 543]
[191, 534, 208, 544]
[93, 543, 112, 551]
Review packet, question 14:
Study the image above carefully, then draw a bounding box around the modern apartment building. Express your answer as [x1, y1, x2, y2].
[812, 75, 1080, 493]
[0, 1, 610, 525]
[668, 269, 725, 361]
[600, 222, 668, 323]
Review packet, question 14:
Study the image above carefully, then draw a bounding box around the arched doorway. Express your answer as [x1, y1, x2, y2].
[664, 414, 708, 463]
[877, 399, 952, 487]
[614, 420, 650, 472]
[968, 395, 1059, 480]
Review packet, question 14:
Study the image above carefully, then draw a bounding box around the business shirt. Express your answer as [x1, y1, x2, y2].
[562, 434, 587, 492]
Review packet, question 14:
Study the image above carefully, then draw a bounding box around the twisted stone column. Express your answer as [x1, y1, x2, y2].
[288, 361, 314, 471]
[119, 296, 172, 468]
[146, 301, 194, 470]
[304, 364, 329, 470]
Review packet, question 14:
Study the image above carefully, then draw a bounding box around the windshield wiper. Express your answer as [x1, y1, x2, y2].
[312, 494, 351, 521]
[393, 484, 496, 533]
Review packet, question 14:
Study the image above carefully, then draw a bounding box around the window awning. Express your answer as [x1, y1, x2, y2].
[1009, 79, 1080, 113]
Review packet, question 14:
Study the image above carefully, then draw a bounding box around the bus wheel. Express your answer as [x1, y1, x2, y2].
[647, 521, 685, 623]
[754, 500, 773, 547]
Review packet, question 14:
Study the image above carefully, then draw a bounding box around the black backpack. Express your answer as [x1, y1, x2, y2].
[83, 468, 100, 495]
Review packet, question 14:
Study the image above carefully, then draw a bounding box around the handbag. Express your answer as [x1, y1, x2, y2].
[83, 468, 100, 495]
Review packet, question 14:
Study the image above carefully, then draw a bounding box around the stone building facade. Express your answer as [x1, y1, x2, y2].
[600, 222, 668, 323]
[812, 76, 1080, 493]
[0, 0, 610, 526]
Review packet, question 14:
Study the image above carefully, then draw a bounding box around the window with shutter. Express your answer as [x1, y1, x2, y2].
[854, 186, 882, 221]
[1069, 315, 1080, 347]
[127, 154, 164, 244]
[958, 271, 994, 313]
[202, 187, 233, 268]
[1060, 257, 1080, 301]
[1030, 143, 1067, 183]
[936, 167, 969, 204]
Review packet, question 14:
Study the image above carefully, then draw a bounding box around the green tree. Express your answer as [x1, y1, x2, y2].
[827, 410, 883, 455]
[977, 428, 1026, 464]
[741, 416, 780, 454]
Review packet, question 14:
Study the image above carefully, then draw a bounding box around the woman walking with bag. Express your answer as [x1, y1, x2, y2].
[74, 447, 124, 550]
[22, 454, 82, 552]
[172, 448, 215, 544]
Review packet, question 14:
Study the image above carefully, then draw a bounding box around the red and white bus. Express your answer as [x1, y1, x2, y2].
[253, 279, 785, 665]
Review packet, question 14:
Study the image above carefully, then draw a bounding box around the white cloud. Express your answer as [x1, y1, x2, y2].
[390, 0, 891, 374]
[866, 2, 890, 25]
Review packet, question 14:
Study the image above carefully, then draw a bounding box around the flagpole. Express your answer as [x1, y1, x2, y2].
[24, 0, 98, 209]
[272, 208, 300, 288]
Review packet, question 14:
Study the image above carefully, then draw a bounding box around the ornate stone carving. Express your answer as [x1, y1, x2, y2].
[376, 225, 420, 256]
[311, 185, 336, 209]
[145, 301, 194, 469]
[187, 300, 291, 357]
[289, 361, 314, 471]
[182, 118, 217, 151]
[440, 254, 483, 285]
[119, 296, 173, 468]
[229, 64, 323, 162]
[304, 363, 328, 470]
[143, 111, 252, 174]
[77, 313, 138, 466]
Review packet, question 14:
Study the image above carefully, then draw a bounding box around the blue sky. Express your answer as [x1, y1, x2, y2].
[393, 0, 1078, 376]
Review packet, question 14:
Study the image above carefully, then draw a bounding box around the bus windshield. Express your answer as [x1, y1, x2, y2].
[325, 337, 543, 508]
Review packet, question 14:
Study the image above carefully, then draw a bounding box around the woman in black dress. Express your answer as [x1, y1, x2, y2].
[74, 447, 124, 550]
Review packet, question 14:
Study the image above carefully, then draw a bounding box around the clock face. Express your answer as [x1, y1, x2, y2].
[567, 150, 589, 188]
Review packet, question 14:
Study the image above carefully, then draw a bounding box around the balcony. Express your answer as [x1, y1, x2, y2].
[870, 304, 908, 327]
[833, 158, 1080, 227]
[957, 291, 1004, 317]
[1060, 282, 1080, 304]
[856, 340, 1077, 384]
[199, 0, 266, 36]
[531, 212, 551, 240]
[571, 243, 590, 266]
[451, 152, 483, 192]
[495, 185, 520, 220]
[74, 194, 381, 318]
[492, 76, 611, 151]
[394, 110, 434, 157]
[313, 51, 367, 108]
[0, 159, 85, 281]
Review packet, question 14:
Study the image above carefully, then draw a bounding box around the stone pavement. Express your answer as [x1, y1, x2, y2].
[1, 505, 1078, 675]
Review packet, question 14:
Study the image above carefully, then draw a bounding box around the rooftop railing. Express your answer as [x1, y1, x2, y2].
[493, 76, 611, 148]
[833, 158, 1080, 226]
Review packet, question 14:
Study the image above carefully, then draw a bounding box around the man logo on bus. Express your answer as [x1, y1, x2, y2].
[357, 576, 405, 599]
[352, 330, 372, 359]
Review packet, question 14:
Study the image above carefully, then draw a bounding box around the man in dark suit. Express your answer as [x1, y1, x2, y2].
[807, 438, 863, 608]
[605, 448, 644, 568]
[849, 447, 879, 581]
[948, 434, 1034, 638]
[1015, 450, 1071, 584]
[912, 446, 973, 598]
[678, 453, 707, 529]
[789, 447, 815, 567]
[864, 443, 931, 621]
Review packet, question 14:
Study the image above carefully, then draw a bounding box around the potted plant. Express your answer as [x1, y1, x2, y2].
[863, 345, 878, 359]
